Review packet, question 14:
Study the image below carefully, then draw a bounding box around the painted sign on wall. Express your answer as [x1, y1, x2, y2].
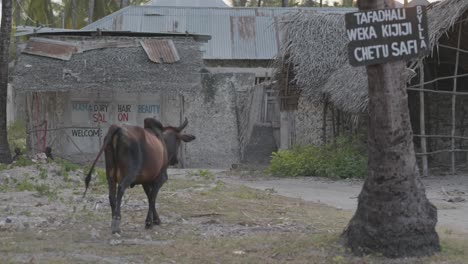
[70, 101, 161, 139]
[71, 101, 110, 125]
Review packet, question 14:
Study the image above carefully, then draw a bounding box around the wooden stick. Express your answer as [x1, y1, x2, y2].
[416, 149, 468, 156]
[438, 44, 468, 54]
[407, 87, 468, 96]
[419, 61, 428, 176]
[451, 23, 463, 175]
[406, 72, 468, 89]
[413, 134, 468, 140]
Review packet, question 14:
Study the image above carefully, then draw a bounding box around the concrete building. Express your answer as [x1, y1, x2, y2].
[12, 1, 354, 168]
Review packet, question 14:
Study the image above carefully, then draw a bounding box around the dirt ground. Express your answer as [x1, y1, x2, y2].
[0, 163, 467, 264]
[221, 173, 468, 234]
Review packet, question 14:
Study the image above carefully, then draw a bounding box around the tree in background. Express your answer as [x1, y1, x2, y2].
[12, 0, 149, 29]
[24, 0, 55, 27]
[0, 0, 13, 164]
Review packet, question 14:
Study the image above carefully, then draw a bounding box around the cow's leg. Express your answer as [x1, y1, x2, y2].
[112, 170, 137, 234]
[108, 179, 117, 226]
[105, 147, 117, 231]
[152, 172, 168, 225]
[142, 183, 154, 229]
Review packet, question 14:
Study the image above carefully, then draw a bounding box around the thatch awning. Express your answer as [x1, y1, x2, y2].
[277, 0, 468, 114]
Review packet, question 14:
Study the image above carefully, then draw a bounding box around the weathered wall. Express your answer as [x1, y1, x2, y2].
[19, 72, 255, 168]
[293, 97, 334, 146]
[183, 72, 255, 168]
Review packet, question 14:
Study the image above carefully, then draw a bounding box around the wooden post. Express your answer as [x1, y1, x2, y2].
[419, 61, 428, 176]
[451, 23, 463, 175]
[322, 100, 328, 144]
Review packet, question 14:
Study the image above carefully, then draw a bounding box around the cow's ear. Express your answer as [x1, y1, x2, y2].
[180, 134, 195, 142]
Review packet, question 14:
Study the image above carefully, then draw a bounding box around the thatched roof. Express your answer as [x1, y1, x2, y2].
[277, 0, 468, 114]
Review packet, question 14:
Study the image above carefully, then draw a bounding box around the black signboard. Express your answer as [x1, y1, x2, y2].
[345, 5, 429, 67]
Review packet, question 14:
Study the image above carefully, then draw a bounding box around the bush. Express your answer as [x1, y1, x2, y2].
[267, 136, 367, 179]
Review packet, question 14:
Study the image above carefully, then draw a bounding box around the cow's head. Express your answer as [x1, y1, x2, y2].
[163, 118, 196, 165]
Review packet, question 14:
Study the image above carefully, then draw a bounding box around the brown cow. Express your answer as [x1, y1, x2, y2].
[84, 118, 195, 234]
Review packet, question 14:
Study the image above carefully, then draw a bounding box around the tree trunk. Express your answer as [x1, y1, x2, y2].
[320, 0, 322, 7]
[282, 0, 288, 7]
[0, 0, 13, 164]
[121, 0, 129, 8]
[71, 0, 77, 29]
[342, 0, 440, 258]
[14, 0, 20, 59]
[88, 0, 95, 24]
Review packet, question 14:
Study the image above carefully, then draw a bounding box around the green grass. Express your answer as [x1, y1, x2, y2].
[13, 156, 34, 167]
[34, 184, 58, 200]
[0, 163, 9, 171]
[0, 173, 466, 264]
[15, 179, 35, 191]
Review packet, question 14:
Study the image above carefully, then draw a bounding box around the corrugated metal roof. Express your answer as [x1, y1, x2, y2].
[146, 0, 229, 7]
[22, 37, 78, 61]
[140, 39, 180, 63]
[83, 6, 356, 60]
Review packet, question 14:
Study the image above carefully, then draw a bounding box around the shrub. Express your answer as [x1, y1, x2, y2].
[267, 135, 367, 179]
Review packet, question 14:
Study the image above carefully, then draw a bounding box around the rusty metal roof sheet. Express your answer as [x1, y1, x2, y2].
[140, 39, 180, 63]
[22, 37, 78, 61]
[83, 6, 356, 60]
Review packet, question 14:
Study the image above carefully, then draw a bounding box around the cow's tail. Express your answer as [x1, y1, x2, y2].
[83, 125, 121, 198]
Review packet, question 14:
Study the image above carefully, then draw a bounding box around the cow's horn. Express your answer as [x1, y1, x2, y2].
[177, 118, 188, 132]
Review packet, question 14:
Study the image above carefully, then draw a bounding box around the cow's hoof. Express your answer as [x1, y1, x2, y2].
[111, 219, 121, 234]
[153, 218, 161, 225]
[145, 222, 153, 229]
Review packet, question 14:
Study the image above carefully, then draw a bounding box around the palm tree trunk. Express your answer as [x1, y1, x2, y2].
[0, 0, 13, 164]
[342, 0, 440, 258]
